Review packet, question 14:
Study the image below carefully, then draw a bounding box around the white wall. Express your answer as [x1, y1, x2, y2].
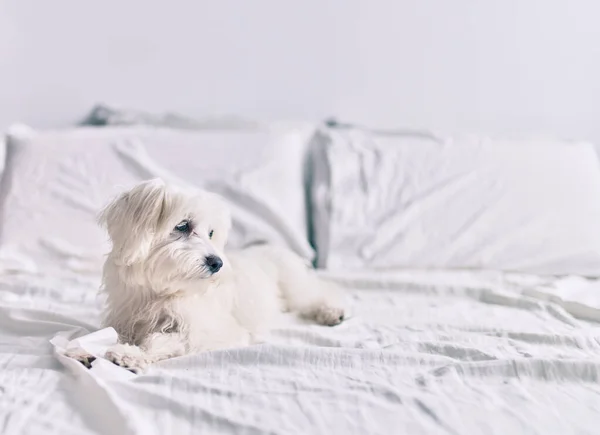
[1, 0, 598, 142]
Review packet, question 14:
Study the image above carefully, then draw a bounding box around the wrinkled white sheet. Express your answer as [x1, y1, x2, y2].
[3, 270, 600, 434]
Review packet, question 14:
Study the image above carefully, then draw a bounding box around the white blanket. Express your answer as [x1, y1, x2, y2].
[2, 270, 600, 434]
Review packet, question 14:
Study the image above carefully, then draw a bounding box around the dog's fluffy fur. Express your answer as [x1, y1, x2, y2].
[86, 179, 344, 373]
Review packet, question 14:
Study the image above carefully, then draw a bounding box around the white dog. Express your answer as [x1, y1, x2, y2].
[75, 178, 344, 373]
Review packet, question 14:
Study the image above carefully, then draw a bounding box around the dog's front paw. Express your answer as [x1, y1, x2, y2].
[65, 349, 97, 369]
[105, 344, 149, 374]
[313, 305, 345, 327]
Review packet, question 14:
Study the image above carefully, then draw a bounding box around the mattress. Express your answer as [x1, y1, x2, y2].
[2, 269, 600, 434]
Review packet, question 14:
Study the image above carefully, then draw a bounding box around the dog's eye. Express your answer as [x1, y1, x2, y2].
[175, 221, 191, 233]
[209, 230, 214, 239]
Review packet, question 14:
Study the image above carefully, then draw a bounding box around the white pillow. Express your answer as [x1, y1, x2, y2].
[0, 124, 314, 277]
[311, 128, 600, 276]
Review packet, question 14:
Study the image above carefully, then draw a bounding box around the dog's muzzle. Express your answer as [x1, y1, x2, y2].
[204, 255, 223, 274]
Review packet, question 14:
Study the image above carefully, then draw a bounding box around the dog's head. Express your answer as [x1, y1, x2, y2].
[99, 178, 231, 290]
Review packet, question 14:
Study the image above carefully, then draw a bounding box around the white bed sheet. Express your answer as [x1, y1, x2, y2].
[2, 269, 600, 434]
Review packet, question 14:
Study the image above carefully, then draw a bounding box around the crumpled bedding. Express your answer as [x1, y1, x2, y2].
[2, 269, 600, 434]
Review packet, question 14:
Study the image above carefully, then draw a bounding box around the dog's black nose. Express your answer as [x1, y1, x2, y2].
[205, 255, 223, 273]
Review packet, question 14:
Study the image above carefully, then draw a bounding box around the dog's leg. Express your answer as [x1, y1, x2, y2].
[65, 348, 97, 369]
[105, 333, 186, 374]
[286, 274, 346, 326]
[270, 249, 346, 326]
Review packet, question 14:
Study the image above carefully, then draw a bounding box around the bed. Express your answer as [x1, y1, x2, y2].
[2, 112, 600, 434]
[4, 270, 600, 434]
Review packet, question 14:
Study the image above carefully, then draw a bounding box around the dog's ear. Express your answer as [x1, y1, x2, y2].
[99, 178, 170, 265]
